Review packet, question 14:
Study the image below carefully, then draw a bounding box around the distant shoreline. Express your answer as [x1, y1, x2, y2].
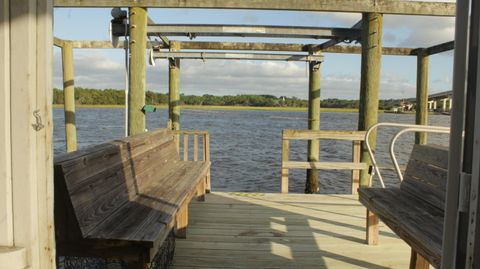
[52, 104, 371, 113]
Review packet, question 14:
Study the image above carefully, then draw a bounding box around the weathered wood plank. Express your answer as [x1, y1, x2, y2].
[283, 161, 368, 170]
[283, 129, 366, 141]
[409, 144, 449, 169]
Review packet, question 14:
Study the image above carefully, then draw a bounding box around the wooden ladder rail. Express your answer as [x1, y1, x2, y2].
[281, 129, 367, 194]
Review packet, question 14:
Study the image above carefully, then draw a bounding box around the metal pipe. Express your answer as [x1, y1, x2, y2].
[364, 122, 450, 187]
[389, 127, 450, 181]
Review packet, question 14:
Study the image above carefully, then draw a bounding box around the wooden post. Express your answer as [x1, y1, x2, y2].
[175, 203, 188, 239]
[358, 13, 383, 187]
[183, 134, 189, 161]
[169, 41, 181, 131]
[305, 57, 321, 193]
[193, 134, 199, 161]
[366, 209, 379, 245]
[415, 49, 429, 144]
[409, 249, 429, 269]
[61, 41, 77, 152]
[351, 140, 361, 194]
[281, 138, 290, 193]
[128, 7, 147, 136]
[204, 133, 211, 193]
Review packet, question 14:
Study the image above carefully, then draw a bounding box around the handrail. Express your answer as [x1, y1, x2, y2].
[365, 123, 450, 187]
[281, 129, 367, 194]
[389, 127, 450, 181]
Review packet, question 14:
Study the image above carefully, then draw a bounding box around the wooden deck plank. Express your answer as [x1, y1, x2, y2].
[172, 192, 411, 269]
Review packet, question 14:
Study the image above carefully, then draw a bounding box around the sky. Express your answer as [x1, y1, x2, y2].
[53, 5, 455, 100]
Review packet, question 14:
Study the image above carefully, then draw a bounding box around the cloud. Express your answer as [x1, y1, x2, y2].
[55, 51, 432, 100]
[383, 15, 455, 47]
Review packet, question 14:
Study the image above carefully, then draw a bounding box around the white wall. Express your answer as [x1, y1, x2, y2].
[0, 0, 55, 268]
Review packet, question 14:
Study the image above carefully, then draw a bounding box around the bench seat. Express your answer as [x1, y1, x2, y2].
[358, 144, 448, 269]
[54, 129, 211, 268]
[359, 188, 443, 267]
[85, 161, 210, 244]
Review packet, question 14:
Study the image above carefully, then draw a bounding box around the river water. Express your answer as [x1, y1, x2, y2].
[53, 108, 450, 194]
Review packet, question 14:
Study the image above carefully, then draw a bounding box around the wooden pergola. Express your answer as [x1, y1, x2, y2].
[4, 0, 474, 268]
[54, 23, 453, 194]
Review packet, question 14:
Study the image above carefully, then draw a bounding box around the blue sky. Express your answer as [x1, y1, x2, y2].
[53, 7, 455, 100]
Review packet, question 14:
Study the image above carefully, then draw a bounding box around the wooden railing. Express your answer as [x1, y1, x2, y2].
[174, 130, 211, 192]
[281, 129, 367, 194]
[173, 130, 210, 162]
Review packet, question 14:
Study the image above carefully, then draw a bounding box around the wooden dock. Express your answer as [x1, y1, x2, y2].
[173, 192, 411, 269]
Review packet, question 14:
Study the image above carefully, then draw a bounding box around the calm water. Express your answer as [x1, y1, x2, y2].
[53, 108, 450, 193]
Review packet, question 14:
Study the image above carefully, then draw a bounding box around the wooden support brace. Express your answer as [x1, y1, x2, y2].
[206, 171, 211, 193]
[175, 203, 189, 239]
[366, 209, 379, 245]
[196, 178, 206, 202]
[409, 249, 430, 269]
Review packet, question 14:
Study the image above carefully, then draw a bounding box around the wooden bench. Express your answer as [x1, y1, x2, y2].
[54, 128, 211, 268]
[359, 144, 448, 269]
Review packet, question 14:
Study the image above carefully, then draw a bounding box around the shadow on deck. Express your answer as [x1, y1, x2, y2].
[172, 192, 410, 269]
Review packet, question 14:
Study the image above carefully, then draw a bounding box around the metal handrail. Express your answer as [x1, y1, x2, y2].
[389, 127, 450, 181]
[365, 123, 450, 187]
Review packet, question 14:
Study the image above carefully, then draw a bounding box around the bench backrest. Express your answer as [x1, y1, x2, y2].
[400, 144, 449, 211]
[54, 128, 178, 240]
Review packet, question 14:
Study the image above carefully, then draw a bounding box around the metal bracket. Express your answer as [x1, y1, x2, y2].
[459, 172, 472, 212]
[32, 109, 44, 131]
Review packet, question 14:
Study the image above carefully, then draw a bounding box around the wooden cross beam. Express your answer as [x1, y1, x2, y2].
[145, 24, 362, 40]
[52, 0, 456, 17]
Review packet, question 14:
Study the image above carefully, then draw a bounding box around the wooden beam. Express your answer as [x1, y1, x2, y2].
[283, 161, 368, 170]
[426, 40, 454, 55]
[128, 7, 147, 136]
[180, 42, 416, 55]
[306, 57, 321, 194]
[415, 49, 429, 145]
[147, 24, 361, 39]
[358, 13, 383, 187]
[61, 42, 78, 152]
[52, 38, 417, 56]
[53, 0, 456, 17]
[153, 51, 325, 62]
[312, 20, 363, 52]
[283, 130, 366, 141]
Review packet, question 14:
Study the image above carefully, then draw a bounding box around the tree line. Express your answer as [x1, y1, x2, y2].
[53, 88, 402, 109]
